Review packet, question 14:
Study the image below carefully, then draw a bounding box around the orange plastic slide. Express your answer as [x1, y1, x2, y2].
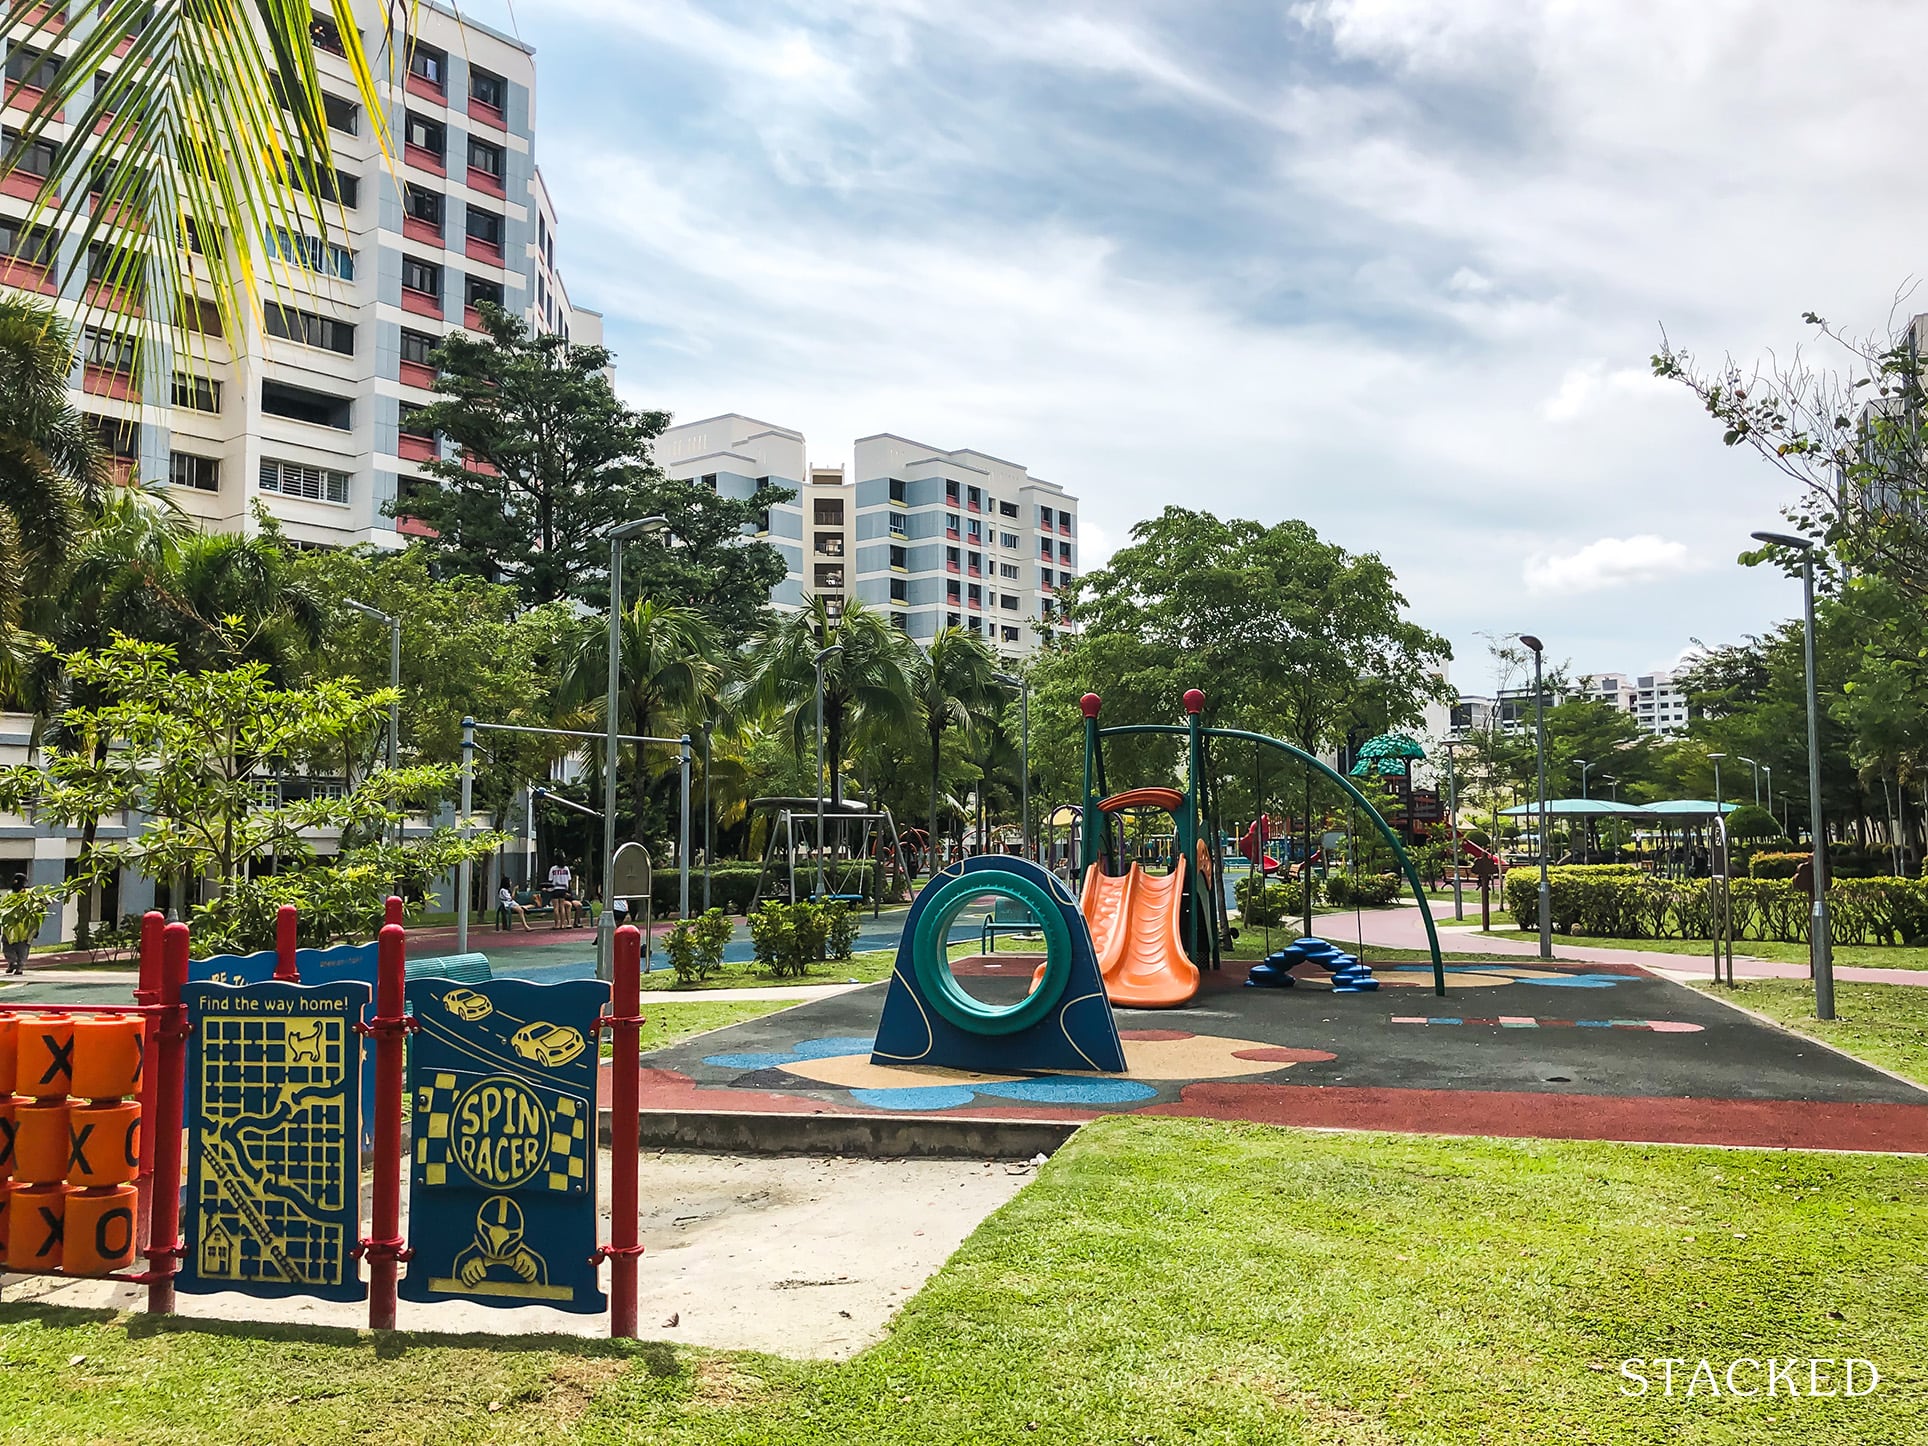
[1053, 860, 1200, 1008]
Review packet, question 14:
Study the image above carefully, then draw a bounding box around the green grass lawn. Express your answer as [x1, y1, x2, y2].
[1476, 928, 1928, 971]
[597, 998, 793, 1056]
[6, 1118, 1923, 1444]
[1692, 978, 1928, 1089]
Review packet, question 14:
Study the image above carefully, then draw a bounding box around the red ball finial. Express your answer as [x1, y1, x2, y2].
[1080, 692, 1102, 718]
[1183, 688, 1205, 715]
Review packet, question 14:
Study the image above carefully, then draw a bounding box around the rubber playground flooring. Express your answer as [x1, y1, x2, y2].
[630, 954, 1928, 1154]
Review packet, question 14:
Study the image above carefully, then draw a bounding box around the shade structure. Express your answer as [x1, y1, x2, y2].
[1348, 732, 1427, 777]
[1498, 798, 1739, 819]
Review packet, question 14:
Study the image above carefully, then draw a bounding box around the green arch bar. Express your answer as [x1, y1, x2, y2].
[1096, 722, 1446, 997]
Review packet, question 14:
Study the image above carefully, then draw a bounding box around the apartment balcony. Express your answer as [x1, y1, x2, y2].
[945, 526, 959, 540]
[967, 566, 981, 578]
[465, 237, 505, 265]
[469, 96, 506, 131]
[404, 143, 447, 177]
[946, 560, 960, 574]
[468, 166, 506, 198]
[401, 286, 442, 318]
[402, 216, 443, 246]
[406, 73, 446, 104]
[398, 433, 438, 463]
[0, 258, 55, 295]
[399, 360, 438, 390]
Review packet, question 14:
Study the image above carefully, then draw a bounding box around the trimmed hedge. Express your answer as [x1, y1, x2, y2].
[1749, 851, 1808, 880]
[1504, 864, 1928, 945]
[644, 862, 885, 916]
[1323, 873, 1403, 908]
[1235, 876, 1317, 925]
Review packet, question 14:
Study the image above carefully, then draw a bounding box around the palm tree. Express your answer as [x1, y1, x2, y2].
[911, 627, 1000, 859]
[2, 0, 395, 364]
[0, 299, 107, 685]
[741, 597, 914, 807]
[559, 599, 723, 863]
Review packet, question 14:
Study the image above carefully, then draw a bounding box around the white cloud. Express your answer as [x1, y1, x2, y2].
[1540, 361, 1666, 422]
[1523, 536, 1709, 596]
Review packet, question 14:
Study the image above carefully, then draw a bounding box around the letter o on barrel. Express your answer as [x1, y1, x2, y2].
[64, 1186, 137, 1275]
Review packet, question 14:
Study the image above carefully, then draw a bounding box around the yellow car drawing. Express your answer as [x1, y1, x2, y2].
[442, 988, 494, 1022]
[511, 1021, 585, 1067]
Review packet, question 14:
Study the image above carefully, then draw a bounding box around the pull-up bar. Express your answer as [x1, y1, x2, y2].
[455, 717, 693, 959]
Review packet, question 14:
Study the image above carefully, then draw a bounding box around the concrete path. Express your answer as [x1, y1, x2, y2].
[1340, 901, 1928, 987]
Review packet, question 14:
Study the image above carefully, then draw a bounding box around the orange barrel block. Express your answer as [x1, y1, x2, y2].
[64, 1185, 137, 1276]
[0, 1014, 16, 1094]
[72, 1015, 144, 1100]
[13, 1100, 70, 1184]
[66, 1101, 140, 1187]
[0, 1095, 16, 1175]
[7, 1182, 66, 1271]
[17, 1014, 75, 1100]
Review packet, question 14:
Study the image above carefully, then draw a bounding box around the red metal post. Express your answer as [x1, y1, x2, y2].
[366, 921, 407, 1330]
[145, 920, 189, 1314]
[384, 894, 404, 929]
[274, 905, 300, 982]
[133, 911, 165, 1243]
[608, 923, 644, 1338]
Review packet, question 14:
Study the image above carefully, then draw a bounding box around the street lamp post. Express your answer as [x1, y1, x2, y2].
[993, 671, 1030, 859]
[812, 645, 843, 900]
[1739, 756, 1761, 806]
[599, 515, 669, 979]
[343, 600, 401, 843]
[1573, 758, 1591, 799]
[1519, 634, 1552, 959]
[1601, 775, 1619, 856]
[701, 722, 713, 913]
[1707, 752, 1725, 811]
[1752, 530, 1834, 1019]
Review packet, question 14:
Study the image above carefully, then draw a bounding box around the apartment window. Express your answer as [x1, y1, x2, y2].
[889, 579, 908, 604]
[405, 112, 446, 162]
[946, 580, 961, 601]
[1000, 593, 1018, 611]
[1001, 626, 1019, 644]
[999, 500, 1018, 518]
[399, 328, 437, 368]
[87, 242, 143, 288]
[310, 12, 345, 56]
[945, 546, 959, 569]
[83, 327, 135, 372]
[88, 413, 138, 461]
[323, 92, 359, 135]
[5, 47, 59, 89]
[171, 372, 221, 413]
[945, 512, 959, 534]
[404, 184, 443, 228]
[999, 531, 1018, 549]
[408, 42, 445, 88]
[968, 617, 982, 635]
[891, 612, 910, 632]
[814, 532, 843, 556]
[309, 163, 359, 209]
[261, 379, 351, 429]
[470, 66, 505, 110]
[945, 481, 960, 504]
[398, 401, 434, 439]
[887, 510, 908, 537]
[2, 127, 58, 178]
[1058, 541, 1072, 562]
[1040, 538, 1053, 557]
[465, 206, 504, 248]
[966, 486, 982, 509]
[888, 544, 908, 570]
[887, 477, 906, 505]
[401, 255, 441, 298]
[264, 303, 355, 355]
[756, 508, 770, 533]
[259, 457, 348, 504]
[1039, 567, 1053, 588]
[1059, 509, 1074, 531]
[968, 551, 982, 571]
[464, 275, 503, 311]
[967, 584, 982, 605]
[169, 451, 220, 492]
[1038, 505, 1053, 527]
[966, 518, 982, 541]
[0, 216, 55, 266]
[813, 498, 843, 525]
[267, 227, 353, 279]
[814, 565, 844, 590]
[467, 136, 504, 179]
[999, 562, 1018, 580]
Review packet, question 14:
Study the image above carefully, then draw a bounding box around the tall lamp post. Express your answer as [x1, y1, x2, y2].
[1739, 755, 1761, 806]
[993, 670, 1030, 859]
[1707, 751, 1725, 810]
[812, 644, 843, 900]
[1573, 758, 1591, 799]
[343, 600, 401, 843]
[700, 721, 713, 913]
[599, 514, 669, 979]
[1751, 529, 1834, 1019]
[1519, 634, 1552, 959]
[1601, 775, 1619, 857]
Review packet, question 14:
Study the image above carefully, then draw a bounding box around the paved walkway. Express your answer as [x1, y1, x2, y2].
[1341, 902, 1928, 987]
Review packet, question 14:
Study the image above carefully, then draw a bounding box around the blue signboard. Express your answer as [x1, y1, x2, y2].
[401, 977, 608, 1314]
[179, 981, 369, 1302]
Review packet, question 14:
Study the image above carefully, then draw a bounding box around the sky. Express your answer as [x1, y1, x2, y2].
[461, 0, 1928, 696]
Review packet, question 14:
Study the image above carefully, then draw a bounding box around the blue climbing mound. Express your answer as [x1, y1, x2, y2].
[1245, 935, 1378, 991]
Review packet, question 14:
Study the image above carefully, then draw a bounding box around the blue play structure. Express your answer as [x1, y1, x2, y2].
[1246, 936, 1380, 992]
[870, 854, 1127, 1074]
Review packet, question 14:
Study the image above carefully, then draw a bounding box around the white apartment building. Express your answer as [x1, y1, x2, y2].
[1453, 667, 1691, 740]
[1, 2, 597, 549]
[657, 416, 1080, 656]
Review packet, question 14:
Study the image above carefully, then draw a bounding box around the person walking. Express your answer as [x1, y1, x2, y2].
[3, 872, 43, 974]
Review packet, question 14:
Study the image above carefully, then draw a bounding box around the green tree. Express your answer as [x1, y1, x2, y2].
[0, 635, 498, 945]
[392, 308, 789, 628]
[559, 598, 724, 871]
[0, 299, 106, 683]
[741, 598, 915, 807]
[910, 627, 1000, 851]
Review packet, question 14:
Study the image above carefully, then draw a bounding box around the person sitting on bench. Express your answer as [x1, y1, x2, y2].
[497, 883, 533, 931]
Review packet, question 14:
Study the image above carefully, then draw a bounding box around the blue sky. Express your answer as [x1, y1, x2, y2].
[462, 0, 1928, 695]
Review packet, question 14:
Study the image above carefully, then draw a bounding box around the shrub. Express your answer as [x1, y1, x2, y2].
[1750, 851, 1809, 880]
[1501, 866, 1928, 944]
[664, 907, 735, 984]
[824, 902, 859, 960]
[748, 902, 793, 972]
[747, 899, 855, 976]
[1235, 875, 1316, 925]
[1323, 873, 1402, 908]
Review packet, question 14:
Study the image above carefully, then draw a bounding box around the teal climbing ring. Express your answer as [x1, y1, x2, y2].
[912, 870, 1074, 1036]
